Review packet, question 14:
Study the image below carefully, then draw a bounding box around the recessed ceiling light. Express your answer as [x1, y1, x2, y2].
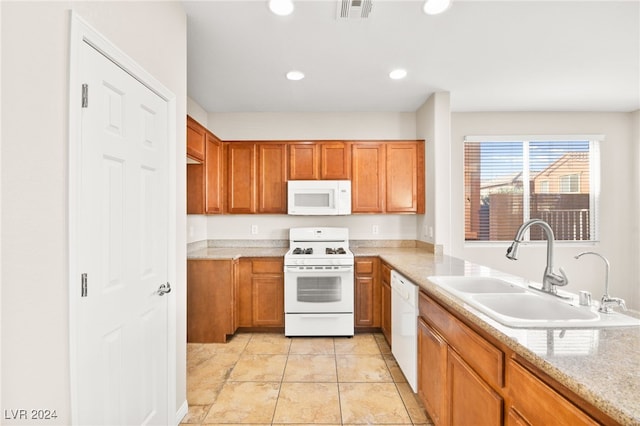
[389, 69, 407, 80]
[286, 70, 305, 81]
[423, 0, 451, 15]
[269, 0, 294, 16]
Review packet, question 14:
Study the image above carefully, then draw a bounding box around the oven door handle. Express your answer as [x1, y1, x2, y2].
[285, 266, 354, 273]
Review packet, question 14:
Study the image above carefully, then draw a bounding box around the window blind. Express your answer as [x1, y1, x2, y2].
[464, 138, 599, 242]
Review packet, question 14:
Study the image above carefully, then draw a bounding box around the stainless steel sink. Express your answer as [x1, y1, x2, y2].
[427, 275, 640, 329]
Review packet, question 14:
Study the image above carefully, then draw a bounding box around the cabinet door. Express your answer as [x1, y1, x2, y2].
[355, 275, 375, 327]
[186, 163, 204, 214]
[289, 143, 318, 180]
[237, 259, 254, 327]
[386, 142, 424, 213]
[354, 258, 380, 328]
[258, 143, 287, 213]
[252, 275, 284, 326]
[205, 132, 223, 214]
[351, 143, 385, 213]
[448, 349, 503, 426]
[506, 359, 599, 426]
[187, 260, 234, 343]
[227, 143, 256, 213]
[380, 263, 392, 345]
[418, 318, 448, 426]
[186, 115, 205, 162]
[320, 142, 350, 179]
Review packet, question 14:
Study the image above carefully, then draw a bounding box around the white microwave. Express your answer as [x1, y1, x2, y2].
[287, 180, 351, 215]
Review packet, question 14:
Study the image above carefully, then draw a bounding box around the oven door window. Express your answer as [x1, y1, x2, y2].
[297, 277, 341, 303]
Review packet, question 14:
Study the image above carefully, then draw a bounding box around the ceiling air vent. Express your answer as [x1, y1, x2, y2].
[337, 0, 373, 19]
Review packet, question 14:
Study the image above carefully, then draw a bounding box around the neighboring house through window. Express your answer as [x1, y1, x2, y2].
[539, 180, 549, 194]
[464, 136, 601, 242]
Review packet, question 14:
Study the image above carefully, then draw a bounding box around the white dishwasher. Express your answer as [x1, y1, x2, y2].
[391, 270, 419, 392]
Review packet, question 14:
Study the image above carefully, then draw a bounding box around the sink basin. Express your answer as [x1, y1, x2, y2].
[428, 276, 527, 294]
[427, 275, 640, 328]
[471, 293, 599, 321]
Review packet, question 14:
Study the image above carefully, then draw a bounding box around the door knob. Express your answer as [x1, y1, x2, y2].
[157, 282, 172, 296]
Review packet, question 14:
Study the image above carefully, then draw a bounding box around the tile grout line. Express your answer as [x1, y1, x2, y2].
[184, 333, 427, 425]
[332, 337, 345, 426]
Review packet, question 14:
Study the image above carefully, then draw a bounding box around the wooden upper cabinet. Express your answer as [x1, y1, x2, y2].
[258, 143, 287, 213]
[351, 142, 385, 213]
[205, 132, 224, 214]
[186, 115, 206, 162]
[351, 140, 424, 214]
[289, 143, 318, 180]
[288, 142, 351, 180]
[187, 163, 204, 214]
[227, 143, 256, 213]
[320, 142, 350, 179]
[386, 142, 424, 213]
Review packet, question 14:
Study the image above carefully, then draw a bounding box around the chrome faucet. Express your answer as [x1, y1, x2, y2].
[574, 251, 626, 313]
[506, 219, 568, 296]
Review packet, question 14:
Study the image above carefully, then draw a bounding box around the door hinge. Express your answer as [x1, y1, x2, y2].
[81, 84, 88, 108]
[81, 273, 88, 297]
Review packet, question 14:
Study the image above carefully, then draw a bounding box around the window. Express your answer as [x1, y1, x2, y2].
[560, 174, 580, 193]
[539, 180, 549, 194]
[464, 136, 600, 242]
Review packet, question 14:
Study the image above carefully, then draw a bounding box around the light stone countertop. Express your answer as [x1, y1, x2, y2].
[187, 246, 288, 259]
[187, 244, 639, 425]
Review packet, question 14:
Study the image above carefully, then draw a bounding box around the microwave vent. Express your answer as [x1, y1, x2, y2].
[337, 0, 373, 19]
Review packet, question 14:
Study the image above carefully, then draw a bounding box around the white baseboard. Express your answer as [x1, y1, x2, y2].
[175, 400, 189, 425]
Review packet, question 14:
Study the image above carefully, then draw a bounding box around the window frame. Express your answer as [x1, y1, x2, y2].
[463, 135, 603, 245]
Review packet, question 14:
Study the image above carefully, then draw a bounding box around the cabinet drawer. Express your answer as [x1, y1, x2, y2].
[356, 259, 375, 274]
[507, 359, 598, 425]
[419, 292, 504, 388]
[252, 259, 283, 274]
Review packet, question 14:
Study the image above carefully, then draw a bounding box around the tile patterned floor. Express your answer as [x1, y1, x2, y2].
[182, 332, 433, 425]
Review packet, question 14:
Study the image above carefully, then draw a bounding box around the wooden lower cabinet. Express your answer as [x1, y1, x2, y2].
[354, 257, 380, 329]
[418, 290, 609, 426]
[448, 349, 503, 426]
[418, 318, 448, 426]
[418, 293, 503, 425]
[187, 259, 236, 343]
[238, 258, 284, 328]
[506, 359, 598, 426]
[380, 262, 392, 345]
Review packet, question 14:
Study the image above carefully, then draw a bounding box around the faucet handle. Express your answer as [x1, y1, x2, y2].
[599, 295, 627, 313]
[550, 267, 569, 287]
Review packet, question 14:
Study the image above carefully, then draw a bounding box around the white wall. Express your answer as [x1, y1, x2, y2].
[204, 214, 418, 242]
[190, 112, 421, 243]
[187, 96, 208, 126]
[450, 112, 639, 309]
[632, 110, 640, 310]
[416, 92, 451, 254]
[1, 2, 187, 424]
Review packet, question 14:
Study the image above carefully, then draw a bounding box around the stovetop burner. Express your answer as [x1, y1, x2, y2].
[326, 247, 347, 255]
[292, 247, 313, 255]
